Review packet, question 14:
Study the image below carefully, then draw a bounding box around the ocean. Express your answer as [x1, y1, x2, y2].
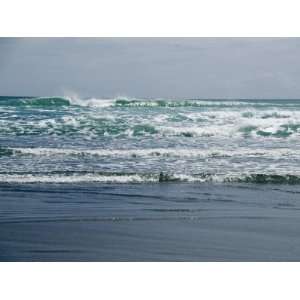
[1, 96, 300, 261]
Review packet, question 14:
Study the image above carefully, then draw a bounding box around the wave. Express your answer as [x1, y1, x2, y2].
[0, 97, 71, 107]
[112, 99, 300, 108]
[239, 123, 300, 138]
[2, 118, 300, 138]
[2, 96, 300, 109]
[0, 171, 300, 184]
[2, 96, 300, 139]
[114, 99, 252, 108]
[2, 146, 300, 160]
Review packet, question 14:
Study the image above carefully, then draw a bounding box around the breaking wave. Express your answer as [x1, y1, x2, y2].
[1, 171, 300, 184]
[2, 146, 300, 160]
[2, 96, 300, 138]
[2, 96, 300, 184]
[2, 117, 300, 139]
[2, 96, 300, 109]
[0, 97, 71, 107]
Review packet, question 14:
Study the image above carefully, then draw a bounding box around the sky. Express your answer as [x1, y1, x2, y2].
[1, 37, 300, 99]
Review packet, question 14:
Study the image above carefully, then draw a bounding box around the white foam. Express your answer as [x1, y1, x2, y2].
[0, 172, 281, 184]
[0, 174, 156, 183]
[9, 147, 300, 160]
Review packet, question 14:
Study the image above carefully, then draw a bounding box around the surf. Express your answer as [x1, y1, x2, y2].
[0, 171, 300, 184]
[2, 96, 300, 184]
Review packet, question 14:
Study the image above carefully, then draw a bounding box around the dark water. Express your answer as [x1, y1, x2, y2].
[1, 96, 300, 261]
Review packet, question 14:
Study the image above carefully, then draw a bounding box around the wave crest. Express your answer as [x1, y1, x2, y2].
[0, 97, 71, 107]
[3, 146, 300, 160]
[3, 97, 300, 109]
[0, 171, 300, 184]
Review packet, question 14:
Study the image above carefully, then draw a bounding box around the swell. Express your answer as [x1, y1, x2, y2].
[0, 97, 71, 107]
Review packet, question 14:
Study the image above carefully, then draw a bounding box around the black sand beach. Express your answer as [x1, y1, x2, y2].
[1, 182, 300, 261]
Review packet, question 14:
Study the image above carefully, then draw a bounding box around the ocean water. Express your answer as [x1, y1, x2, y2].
[1, 96, 300, 261]
[2, 96, 300, 183]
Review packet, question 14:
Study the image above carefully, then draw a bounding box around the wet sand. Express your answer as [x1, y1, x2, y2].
[0, 183, 300, 261]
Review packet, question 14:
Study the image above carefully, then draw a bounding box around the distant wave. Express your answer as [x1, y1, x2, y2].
[1, 96, 300, 139]
[2, 96, 300, 109]
[0, 97, 71, 107]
